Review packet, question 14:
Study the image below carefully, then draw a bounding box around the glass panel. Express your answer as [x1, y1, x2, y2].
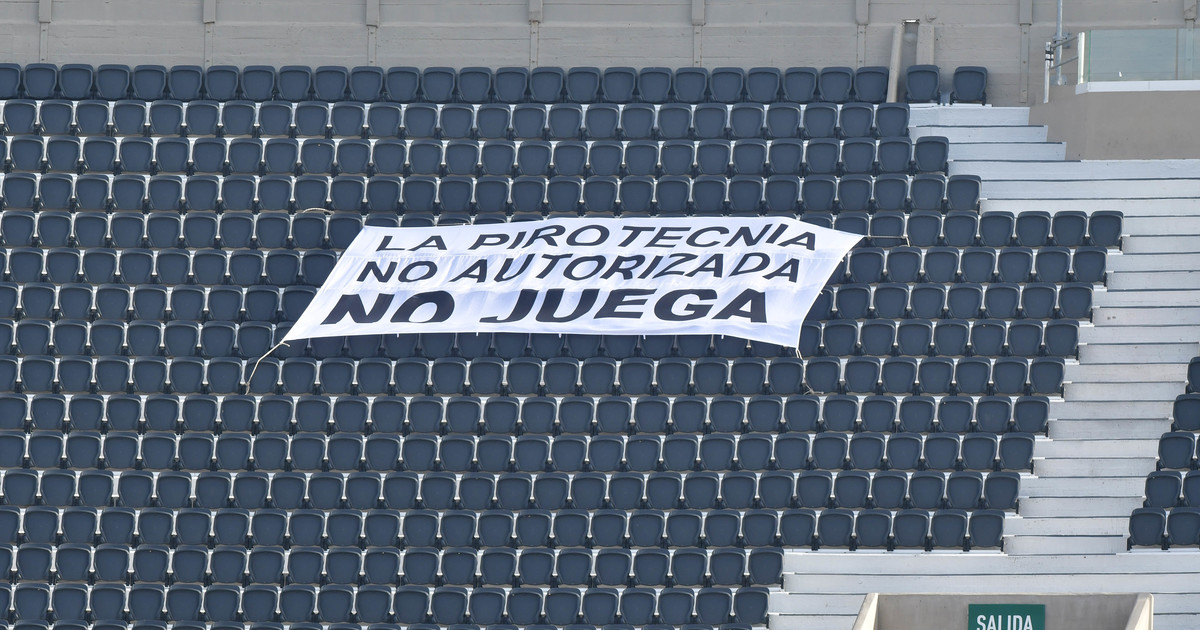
[1084, 28, 1197, 81]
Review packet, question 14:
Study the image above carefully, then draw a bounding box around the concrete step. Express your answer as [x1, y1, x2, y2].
[950, 159, 1200, 180]
[1034, 439, 1159, 458]
[1078, 325, 1200, 344]
[1064, 362, 1186, 382]
[1021, 475, 1147, 496]
[1122, 235, 1200, 254]
[1111, 253, 1200, 272]
[1018, 496, 1145, 517]
[1092, 306, 1200, 326]
[1064, 381, 1185, 400]
[1049, 419, 1171, 440]
[983, 197, 1200, 215]
[983, 179, 1200, 199]
[782, 550, 1200, 573]
[769, 593, 866, 614]
[1124, 216, 1200, 234]
[1152, 594, 1200, 615]
[910, 125, 1048, 143]
[1093, 290, 1200, 308]
[782, 564, 1200, 590]
[1109, 271, 1200, 290]
[1050, 400, 1174, 419]
[1004, 534, 1128, 555]
[908, 105, 1031, 126]
[1077, 343, 1198, 363]
[768, 613, 854, 630]
[1002, 516, 1130, 535]
[947, 142, 1066, 161]
[1033, 457, 1156, 477]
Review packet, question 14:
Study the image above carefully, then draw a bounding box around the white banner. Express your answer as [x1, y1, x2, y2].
[284, 217, 861, 347]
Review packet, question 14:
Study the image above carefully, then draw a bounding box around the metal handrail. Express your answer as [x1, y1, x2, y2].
[1043, 32, 1082, 103]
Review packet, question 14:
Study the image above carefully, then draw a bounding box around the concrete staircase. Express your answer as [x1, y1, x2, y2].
[774, 104, 1200, 630]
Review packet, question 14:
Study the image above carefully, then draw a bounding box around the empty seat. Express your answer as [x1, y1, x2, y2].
[952, 66, 988, 103]
[906, 65, 941, 102]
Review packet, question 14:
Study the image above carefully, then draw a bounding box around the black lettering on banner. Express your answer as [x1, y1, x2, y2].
[496, 255, 535, 281]
[686, 226, 729, 248]
[451, 259, 488, 282]
[482, 289, 538, 323]
[507, 231, 527, 249]
[527, 224, 566, 247]
[729, 225, 771, 247]
[601, 255, 647, 280]
[685, 254, 724, 278]
[618, 225, 655, 247]
[654, 289, 717, 321]
[322, 293, 393, 324]
[357, 261, 397, 282]
[653, 253, 698, 278]
[535, 254, 573, 279]
[375, 235, 407, 251]
[399, 261, 437, 282]
[764, 223, 790, 244]
[563, 255, 607, 281]
[764, 259, 801, 282]
[410, 235, 447, 250]
[779, 231, 816, 250]
[566, 224, 610, 246]
[536, 288, 599, 322]
[596, 289, 654, 318]
[730, 253, 771, 276]
[470, 233, 509, 250]
[715, 289, 767, 322]
[390, 291, 454, 323]
[637, 255, 665, 279]
[646, 226, 690, 248]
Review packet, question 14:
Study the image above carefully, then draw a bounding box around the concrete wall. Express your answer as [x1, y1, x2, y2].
[0, 0, 1192, 105]
[1031, 84, 1200, 158]
[857, 593, 1152, 630]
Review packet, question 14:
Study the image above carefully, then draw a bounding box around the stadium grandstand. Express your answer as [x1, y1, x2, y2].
[0, 0, 1198, 628]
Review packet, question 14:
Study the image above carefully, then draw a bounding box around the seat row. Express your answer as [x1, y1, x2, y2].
[803, 317, 1078, 358]
[2, 136, 946, 180]
[0, 391, 1051, 437]
[0, 582, 771, 626]
[810, 281, 1094, 322]
[0, 425, 1037, 475]
[3, 540, 784, 588]
[1129, 507, 1200, 549]
[840, 245, 1107, 284]
[3, 500, 1006, 550]
[0, 280, 1091, 331]
[1, 352, 1067, 398]
[1141, 470, 1200, 508]
[0, 172, 978, 216]
[0, 99, 916, 142]
[2, 246, 337, 287]
[0, 464, 1027, 517]
[1173, 394, 1200, 431]
[0, 282, 314, 325]
[2, 207, 1120, 255]
[0, 62, 975, 104]
[0, 318, 1078, 366]
[1154, 432, 1200, 470]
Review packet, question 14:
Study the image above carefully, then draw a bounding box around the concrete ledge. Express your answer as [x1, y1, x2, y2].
[1078, 80, 1200, 93]
[850, 592, 1152, 630]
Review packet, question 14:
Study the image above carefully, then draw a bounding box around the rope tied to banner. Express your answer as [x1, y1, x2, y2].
[244, 340, 291, 395]
[239, 208, 326, 393]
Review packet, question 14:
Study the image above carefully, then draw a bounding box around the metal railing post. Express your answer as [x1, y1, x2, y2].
[1044, 43, 1053, 103]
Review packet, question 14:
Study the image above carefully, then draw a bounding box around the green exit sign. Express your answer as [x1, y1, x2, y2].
[968, 604, 1046, 630]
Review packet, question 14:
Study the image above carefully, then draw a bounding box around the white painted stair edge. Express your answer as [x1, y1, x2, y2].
[775, 104, 1200, 630]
